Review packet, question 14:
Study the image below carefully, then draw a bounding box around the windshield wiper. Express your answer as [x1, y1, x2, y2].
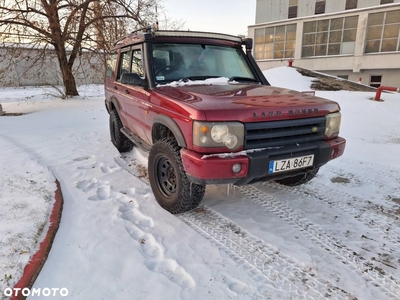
[228, 76, 259, 83]
[181, 76, 220, 82]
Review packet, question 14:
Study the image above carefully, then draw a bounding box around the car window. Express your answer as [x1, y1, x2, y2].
[131, 49, 144, 78]
[116, 50, 131, 81]
[106, 53, 117, 79]
[152, 43, 256, 84]
[116, 48, 145, 82]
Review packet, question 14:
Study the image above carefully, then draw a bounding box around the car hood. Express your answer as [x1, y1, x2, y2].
[154, 83, 340, 122]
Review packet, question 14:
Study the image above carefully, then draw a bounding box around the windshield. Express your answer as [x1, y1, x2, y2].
[152, 43, 256, 84]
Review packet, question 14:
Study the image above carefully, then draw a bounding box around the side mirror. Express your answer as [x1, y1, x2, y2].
[120, 73, 143, 86]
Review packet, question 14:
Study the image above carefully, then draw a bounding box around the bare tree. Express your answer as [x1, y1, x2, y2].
[0, 0, 158, 96]
[158, 11, 186, 31]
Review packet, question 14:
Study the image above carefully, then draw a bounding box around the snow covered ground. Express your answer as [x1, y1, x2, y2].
[0, 67, 399, 299]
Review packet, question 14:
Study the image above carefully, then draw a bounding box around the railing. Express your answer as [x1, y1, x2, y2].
[375, 86, 399, 101]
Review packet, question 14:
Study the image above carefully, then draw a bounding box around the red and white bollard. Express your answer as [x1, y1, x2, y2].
[374, 86, 400, 101]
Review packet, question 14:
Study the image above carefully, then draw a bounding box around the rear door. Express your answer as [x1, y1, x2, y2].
[104, 52, 117, 105]
[113, 47, 133, 129]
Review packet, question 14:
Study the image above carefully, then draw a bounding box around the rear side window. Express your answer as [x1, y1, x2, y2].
[106, 53, 117, 79]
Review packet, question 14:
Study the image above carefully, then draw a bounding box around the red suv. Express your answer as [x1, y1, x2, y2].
[105, 28, 346, 214]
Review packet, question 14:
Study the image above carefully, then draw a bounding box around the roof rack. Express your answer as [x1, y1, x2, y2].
[113, 28, 245, 48]
[113, 26, 152, 46]
[153, 30, 243, 43]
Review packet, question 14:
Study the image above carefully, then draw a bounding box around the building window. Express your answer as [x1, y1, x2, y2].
[365, 10, 400, 53]
[315, 0, 326, 15]
[380, 0, 394, 4]
[345, 0, 358, 10]
[254, 24, 297, 60]
[288, 0, 298, 19]
[338, 75, 349, 80]
[370, 75, 382, 88]
[302, 16, 358, 57]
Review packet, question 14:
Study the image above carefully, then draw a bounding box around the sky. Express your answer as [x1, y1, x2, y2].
[162, 0, 257, 36]
[1, 67, 400, 299]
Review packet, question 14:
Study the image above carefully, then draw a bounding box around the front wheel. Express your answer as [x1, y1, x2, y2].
[275, 168, 319, 186]
[148, 138, 205, 214]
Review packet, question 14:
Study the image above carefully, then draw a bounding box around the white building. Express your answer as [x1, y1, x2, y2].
[249, 0, 400, 87]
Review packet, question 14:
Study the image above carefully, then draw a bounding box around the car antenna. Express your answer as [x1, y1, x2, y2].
[155, 4, 159, 30]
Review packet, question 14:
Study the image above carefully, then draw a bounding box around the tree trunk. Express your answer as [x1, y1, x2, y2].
[62, 65, 79, 96]
[57, 48, 79, 97]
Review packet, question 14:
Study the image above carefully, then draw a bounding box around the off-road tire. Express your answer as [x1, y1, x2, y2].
[275, 168, 319, 186]
[148, 138, 206, 214]
[109, 110, 134, 152]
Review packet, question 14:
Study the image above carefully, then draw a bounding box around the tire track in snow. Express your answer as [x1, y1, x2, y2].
[324, 163, 400, 219]
[263, 180, 400, 244]
[116, 152, 352, 299]
[179, 206, 351, 300]
[259, 157, 400, 245]
[237, 185, 400, 299]
[326, 157, 400, 207]
[331, 157, 400, 185]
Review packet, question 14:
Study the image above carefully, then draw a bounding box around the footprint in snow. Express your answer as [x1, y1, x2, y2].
[126, 223, 146, 240]
[77, 162, 103, 170]
[73, 155, 95, 161]
[88, 185, 111, 201]
[221, 273, 254, 295]
[154, 258, 196, 290]
[76, 178, 109, 193]
[122, 187, 150, 197]
[124, 223, 195, 290]
[117, 194, 139, 208]
[119, 205, 154, 228]
[125, 225, 163, 260]
[100, 164, 119, 174]
[138, 233, 165, 260]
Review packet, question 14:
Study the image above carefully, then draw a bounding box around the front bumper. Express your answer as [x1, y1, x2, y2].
[181, 137, 346, 185]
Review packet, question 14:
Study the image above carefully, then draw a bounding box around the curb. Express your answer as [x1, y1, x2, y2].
[10, 180, 64, 300]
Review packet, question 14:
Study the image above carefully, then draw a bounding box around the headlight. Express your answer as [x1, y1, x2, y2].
[211, 125, 229, 143]
[193, 121, 244, 150]
[325, 112, 341, 139]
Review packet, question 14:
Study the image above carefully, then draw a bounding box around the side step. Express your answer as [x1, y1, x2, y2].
[121, 127, 151, 152]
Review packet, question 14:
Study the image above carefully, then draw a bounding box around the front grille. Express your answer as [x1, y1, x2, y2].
[244, 117, 326, 149]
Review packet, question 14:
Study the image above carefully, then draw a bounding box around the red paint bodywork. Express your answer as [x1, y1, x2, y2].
[106, 82, 341, 153]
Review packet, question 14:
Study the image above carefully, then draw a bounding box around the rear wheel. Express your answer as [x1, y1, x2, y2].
[275, 168, 319, 186]
[148, 138, 205, 214]
[109, 110, 133, 152]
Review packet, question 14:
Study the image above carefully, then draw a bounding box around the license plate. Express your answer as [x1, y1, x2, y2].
[268, 155, 314, 174]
